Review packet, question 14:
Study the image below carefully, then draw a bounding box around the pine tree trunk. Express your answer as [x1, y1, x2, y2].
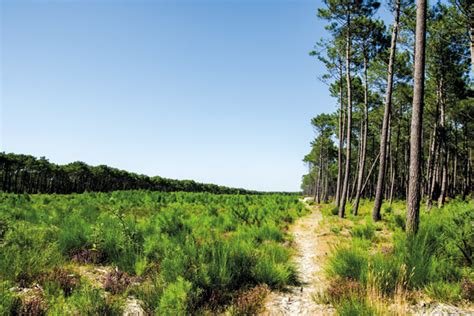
[336, 57, 345, 207]
[372, 0, 401, 221]
[361, 152, 380, 195]
[351, 119, 362, 202]
[405, 141, 410, 199]
[353, 55, 369, 215]
[339, 13, 352, 218]
[426, 81, 442, 208]
[407, 0, 427, 236]
[438, 82, 448, 207]
[468, 147, 472, 199]
[317, 148, 323, 204]
[323, 149, 329, 203]
[390, 111, 401, 204]
[371, 134, 376, 198]
[386, 117, 392, 201]
[453, 130, 458, 196]
[388, 140, 394, 201]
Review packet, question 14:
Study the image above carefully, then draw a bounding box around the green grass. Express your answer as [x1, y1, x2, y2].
[321, 198, 474, 313]
[425, 281, 463, 303]
[327, 243, 368, 282]
[0, 191, 307, 314]
[350, 222, 376, 240]
[335, 296, 377, 316]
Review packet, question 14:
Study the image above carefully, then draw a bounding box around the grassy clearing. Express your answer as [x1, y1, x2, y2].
[317, 198, 474, 314]
[0, 191, 307, 314]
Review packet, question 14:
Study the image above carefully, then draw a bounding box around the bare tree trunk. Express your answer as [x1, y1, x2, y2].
[339, 13, 352, 218]
[386, 118, 392, 201]
[405, 141, 410, 199]
[389, 157, 395, 204]
[313, 168, 319, 202]
[350, 118, 362, 202]
[426, 87, 440, 207]
[407, 0, 427, 236]
[453, 131, 458, 196]
[373, 0, 401, 221]
[315, 148, 323, 204]
[468, 147, 472, 198]
[438, 84, 447, 207]
[389, 111, 401, 204]
[336, 57, 345, 207]
[353, 55, 369, 215]
[426, 131, 434, 194]
[427, 81, 442, 208]
[323, 149, 329, 203]
[361, 152, 380, 195]
[462, 124, 469, 199]
[388, 139, 394, 201]
[438, 150, 448, 207]
[371, 134, 376, 198]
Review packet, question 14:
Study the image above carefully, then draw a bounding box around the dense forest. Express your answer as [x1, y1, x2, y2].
[0, 153, 261, 195]
[302, 0, 473, 229]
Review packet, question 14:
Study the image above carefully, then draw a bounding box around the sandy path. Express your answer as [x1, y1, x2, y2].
[261, 202, 334, 315]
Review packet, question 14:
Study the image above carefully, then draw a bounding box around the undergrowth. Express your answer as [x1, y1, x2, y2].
[319, 198, 474, 314]
[0, 191, 307, 314]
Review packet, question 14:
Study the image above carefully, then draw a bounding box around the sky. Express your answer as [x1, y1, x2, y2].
[0, 0, 392, 192]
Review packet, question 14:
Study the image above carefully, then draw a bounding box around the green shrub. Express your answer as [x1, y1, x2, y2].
[0, 223, 63, 283]
[252, 242, 298, 288]
[327, 244, 368, 282]
[323, 199, 474, 310]
[93, 213, 139, 273]
[253, 223, 284, 243]
[46, 282, 123, 315]
[435, 202, 473, 266]
[425, 281, 462, 303]
[331, 226, 341, 234]
[392, 220, 443, 289]
[368, 253, 402, 295]
[58, 212, 92, 255]
[160, 246, 189, 284]
[134, 256, 148, 276]
[393, 214, 406, 230]
[206, 239, 255, 291]
[157, 277, 192, 315]
[0, 192, 305, 312]
[351, 223, 375, 240]
[335, 296, 376, 316]
[0, 281, 17, 315]
[133, 276, 165, 314]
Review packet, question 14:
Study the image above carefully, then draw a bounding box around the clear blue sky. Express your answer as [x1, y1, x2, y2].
[0, 0, 391, 192]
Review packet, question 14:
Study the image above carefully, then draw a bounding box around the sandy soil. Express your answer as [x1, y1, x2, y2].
[261, 201, 335, 316]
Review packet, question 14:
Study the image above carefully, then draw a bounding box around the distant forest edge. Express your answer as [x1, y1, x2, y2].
[0, 153, 285, 195]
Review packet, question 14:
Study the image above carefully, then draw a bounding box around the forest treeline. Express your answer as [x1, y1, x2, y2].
[302, 0, 473, 231]
[0, 152, 261, 195]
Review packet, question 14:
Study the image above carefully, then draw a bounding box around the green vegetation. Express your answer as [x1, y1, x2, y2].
[0, 152, 266, 195]
[319, 199, 474, 314]
[0, 191, 306, 314]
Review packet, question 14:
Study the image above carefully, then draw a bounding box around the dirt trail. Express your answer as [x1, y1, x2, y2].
[262, 201, 334, 315]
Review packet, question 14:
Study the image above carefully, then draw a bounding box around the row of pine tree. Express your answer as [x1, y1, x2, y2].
[302, 0, 472, 234]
